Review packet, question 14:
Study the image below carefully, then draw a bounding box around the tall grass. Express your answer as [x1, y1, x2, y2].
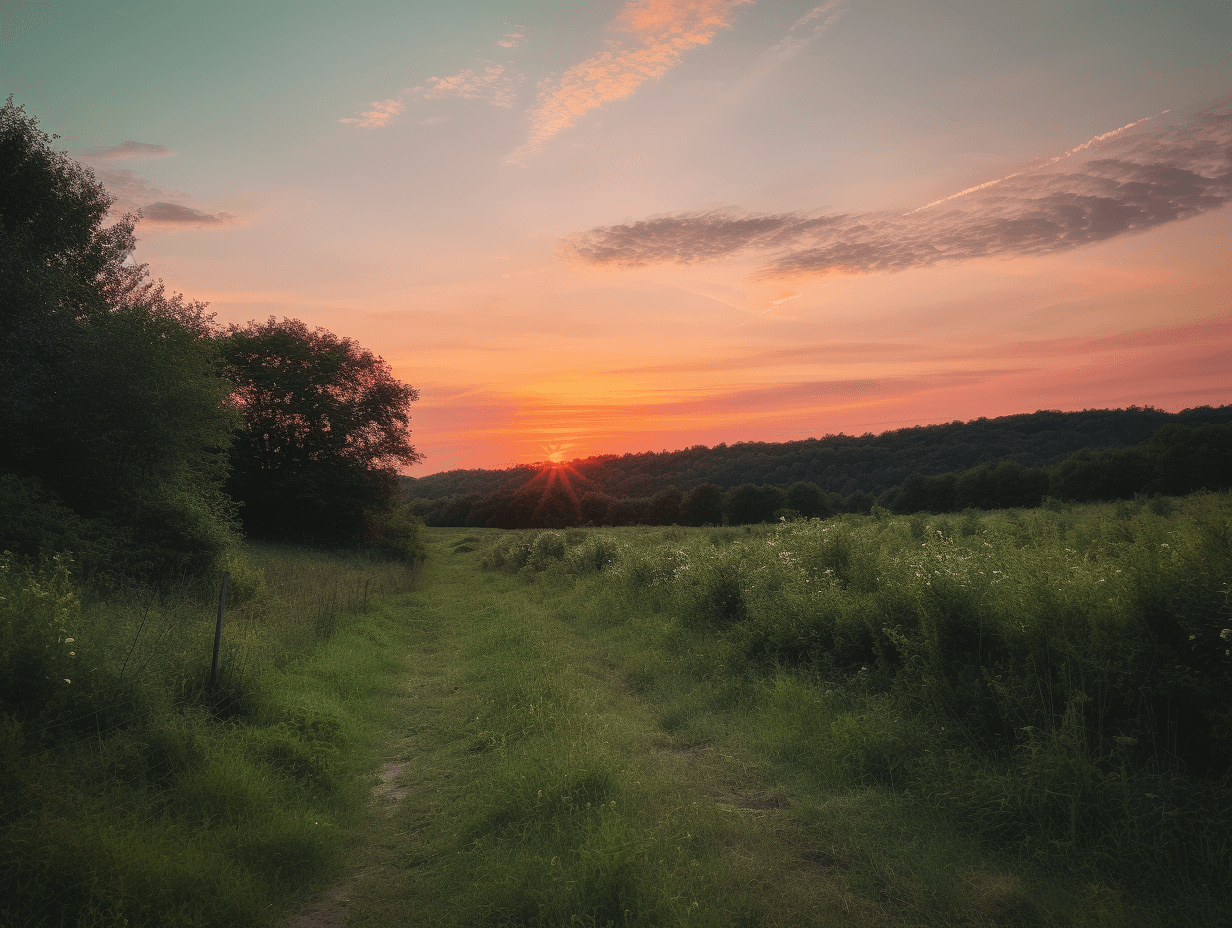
[0, 545, 419, 928]
[480, 494, 1232, 926]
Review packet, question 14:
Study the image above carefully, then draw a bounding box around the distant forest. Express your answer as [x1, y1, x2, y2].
[404, 407, 1232, 529]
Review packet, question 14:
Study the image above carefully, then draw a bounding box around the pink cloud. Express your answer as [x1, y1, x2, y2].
[561, 98, 1232, 278]
[75, 161, 238, 229]
[425, 63, 521, 108]
[341, 61, 523, 129]
[339, 95, 408, 129]
[140, 201, 237, 228]
[513, 0, 754, 159]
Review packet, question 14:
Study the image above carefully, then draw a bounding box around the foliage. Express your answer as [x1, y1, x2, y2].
[416, 420, 1232, 530]
[0, 98, 240, 580]
[0, 545, 418, 927]
[364, 503, 427, 563]
[405, 405, 1232, 504]
[478, 493, 1232, 923]
[223, 317, 422, 545]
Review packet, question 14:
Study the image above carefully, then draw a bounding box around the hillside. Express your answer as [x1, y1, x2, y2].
[404, 405, 1232, 502]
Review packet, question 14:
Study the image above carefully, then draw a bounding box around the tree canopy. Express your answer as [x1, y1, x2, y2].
[1, 98, 239, 579]
[223, 317, 422, 544]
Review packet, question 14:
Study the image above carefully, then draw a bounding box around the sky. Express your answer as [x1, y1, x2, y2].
[3, 0, 1230, 474]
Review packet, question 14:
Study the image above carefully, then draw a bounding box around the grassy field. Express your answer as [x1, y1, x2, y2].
[0, 545, 421, 928]
[5, 495, 1228, 926]
[330, 496, 1231, 928]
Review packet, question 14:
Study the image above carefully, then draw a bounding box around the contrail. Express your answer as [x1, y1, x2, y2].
[904, 112, 1165, 216]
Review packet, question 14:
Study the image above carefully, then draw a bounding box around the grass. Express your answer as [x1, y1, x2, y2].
[8, 495, 1228, 926]
[336, 497, 1229, 927]
[0, 545, 420, 928]
[329, 531, 1001, 926]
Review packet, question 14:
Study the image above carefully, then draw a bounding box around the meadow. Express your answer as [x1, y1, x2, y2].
[0, 545, 421, 927]
[3, 493, 1229, 927]
[337, 493, 1232, 928]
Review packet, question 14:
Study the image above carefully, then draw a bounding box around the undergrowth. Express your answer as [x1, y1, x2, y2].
[0, 544, 418, 928]
[479, 493, 1232, 926]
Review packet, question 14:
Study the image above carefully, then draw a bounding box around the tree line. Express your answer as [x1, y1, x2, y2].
[1, 99, 423, 581]
[404, 404, 1232, 504]
[409, 420, 1232, 529]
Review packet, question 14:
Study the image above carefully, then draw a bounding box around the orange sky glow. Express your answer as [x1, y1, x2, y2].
[8, 1, 1229, 474]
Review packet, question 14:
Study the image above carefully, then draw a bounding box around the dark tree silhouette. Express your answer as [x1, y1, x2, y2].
[785, 481, 832, 519]
[1, 98, 238, 578]
[726, 484, 787, 525]
[681, 483, 724, 526]
[223, 317, 421, 544]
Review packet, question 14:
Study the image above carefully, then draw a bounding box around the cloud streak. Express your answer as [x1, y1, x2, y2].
[766, 0, 848, 64]
[140, 201, 236, 227]
[76, 151, 237, 229]
[341, 63, 524, 128]
[92, 140, 176, 161]
[513, 0, 754, 159]
[424, 63, 521, 108]
[339, 96, 407, 129]
[0, 0, 59, 46]
[561, 99, 1232, 278]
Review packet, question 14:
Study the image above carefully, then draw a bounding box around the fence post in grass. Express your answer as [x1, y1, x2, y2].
[210, 571, 229, 688]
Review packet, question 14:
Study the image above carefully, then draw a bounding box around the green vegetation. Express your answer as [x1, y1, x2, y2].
[223, 317, 423, 546]
[404, 405, 1232, 503]
[0, 546, 419, 927]
[2, 98, 425, 581]
[346, 496, 1230, 927]
[1, 97, 242, 581]
[408, 414, 1232, 529]
[5, 491, 1228, 926]
[5, 95, 1229, 927]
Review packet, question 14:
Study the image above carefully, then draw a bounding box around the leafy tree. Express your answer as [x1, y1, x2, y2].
[955, 461, 1050, 510]
[885, 473, 957, 514]
[222, 317, 422, 544]
[1, 98, 239, 578]
[726, 484, 787, 525]
[646, 486, 683, 525]
[1050, 447, 1157, 503]
[681, 483, 724, 526]
[579, 490, 615, 525]
[1149, 423, 1232, 496]
[608, 497, 650, 526]
[785, 480, 831, 519]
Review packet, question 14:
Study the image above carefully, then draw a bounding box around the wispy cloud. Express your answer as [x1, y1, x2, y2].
[496, 30, 525, 49]
[0, 0, 59, 46]
[79, 164, 184, 211]
[92, 140, 175, 161]
[140, 201, 236, 227]
[512, 0, 754, 160]
[341, 60, 524, 128]
[561, 99, 1232, 278]
[339, 96, 408, 129]
[766, 0, 848, 64]
[76, 148, 237, 229]
[425, 63, 521, 108]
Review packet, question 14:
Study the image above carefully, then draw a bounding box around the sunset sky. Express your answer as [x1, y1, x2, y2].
[3, 0, 1230, 474]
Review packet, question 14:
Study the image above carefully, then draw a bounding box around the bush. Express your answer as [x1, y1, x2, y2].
[0, 553, 82, 723]
[365, 502, 427, 563]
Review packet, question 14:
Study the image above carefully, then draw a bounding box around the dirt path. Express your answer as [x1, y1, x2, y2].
[282, 529, 905, 927]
